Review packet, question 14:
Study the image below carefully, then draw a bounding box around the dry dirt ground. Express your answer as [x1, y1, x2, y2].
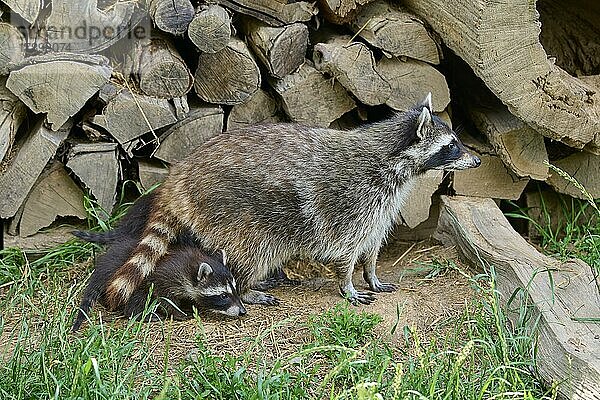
[132, 238, 477, 365]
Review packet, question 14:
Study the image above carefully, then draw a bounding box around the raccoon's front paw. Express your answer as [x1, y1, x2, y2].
[363, 273, 398, 293]
[340, 285, 376, 305]
[242, 289, 280, 306]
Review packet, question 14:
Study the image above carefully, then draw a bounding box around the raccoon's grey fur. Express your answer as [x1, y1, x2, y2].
[72, 236, 245, 331]
[105, 94, 480, 307]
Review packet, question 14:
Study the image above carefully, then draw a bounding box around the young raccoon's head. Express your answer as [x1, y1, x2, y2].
[160, 249, 246, 318]
[388, 93, 480, 175]
[191, 250, 246, 317]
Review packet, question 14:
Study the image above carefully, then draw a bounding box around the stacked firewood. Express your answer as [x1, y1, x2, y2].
[0, 0, 598, 244]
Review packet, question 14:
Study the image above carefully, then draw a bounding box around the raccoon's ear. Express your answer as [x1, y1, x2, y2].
[416, 106, 432, 139]
[420, 92, 433, 112]
[197, 262, 213, 281]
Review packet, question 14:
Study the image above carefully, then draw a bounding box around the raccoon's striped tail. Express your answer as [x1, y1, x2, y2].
[105, 215, 177, 308]
[73, 276, 103, 332]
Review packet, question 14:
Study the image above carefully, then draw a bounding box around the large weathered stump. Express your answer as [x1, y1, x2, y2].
[435, 195, 600, 400]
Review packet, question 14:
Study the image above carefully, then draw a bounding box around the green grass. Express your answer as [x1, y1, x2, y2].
[0, 234, 556, 399]
[504, 162, 600, 274]
[0, 178, 574, 399]
[505, 189, 600, 274]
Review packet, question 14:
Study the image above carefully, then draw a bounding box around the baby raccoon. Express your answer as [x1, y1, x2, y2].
[73, 235, 245, 331]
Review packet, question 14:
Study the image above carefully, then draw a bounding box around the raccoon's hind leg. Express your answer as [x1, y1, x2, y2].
[337, 258, 376, 305]
[251, 268, 300, 291]
[241, 289, 279, 306]
[361, 245, 397, 293]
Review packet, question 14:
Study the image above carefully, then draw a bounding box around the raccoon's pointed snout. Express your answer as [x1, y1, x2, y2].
[238, 305, 247, 316]
[471, 154, 481, 168]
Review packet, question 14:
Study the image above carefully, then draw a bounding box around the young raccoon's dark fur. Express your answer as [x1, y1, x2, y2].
[105, 94, 480, 307]
[72, 193, 156, 246]
[72, 236, 245, 331]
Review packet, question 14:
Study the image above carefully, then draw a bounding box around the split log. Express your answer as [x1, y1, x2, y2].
[453, 151, 529, 200]
[138, 159, 168, 191]
[0, 78, 28, 164]
[393, 195, 440, 242]
[313, 37, 391, 106]
[3, 0, 41, 24]
[0, 23, 25, 74]
[214, 0, 317, 26]
[172, 96, 190, 120]
[377, 57, 449, 112]
[188, 4, 231, 54]
[125, 36, 193, 98]
[4, 226, 80, 251]
[435, 110, 452, 128]
[154, 105, 224, 164]
[66, 142, 120, 216]
[6, 54, 112, 130]
[399, 170, 442, 228]
[147, 0, 195, 36]
[468, 105, 549, 181]
[227, 89, 281, 130]
[92, 87, 177, 150]
[270, 62, 356, 126]
[18, 162, 87, 237]
[0, 119, 71, 219]
[434, 195, 600, 400]
[349, 0, 439, 64]
[45, 0, 137, 53]
[242, 20, 308, 79]
[546, 152, 600, 200]
[403, 0, 600, 152]
[318, 0, 373, 24]
[580, 75, 600, 91]
[194, 37, 261, 105]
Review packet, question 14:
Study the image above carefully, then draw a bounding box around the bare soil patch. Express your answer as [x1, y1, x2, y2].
[138, 239, 476, 366]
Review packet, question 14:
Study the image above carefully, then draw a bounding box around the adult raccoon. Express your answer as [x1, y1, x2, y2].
[105, 94, 480, 307]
